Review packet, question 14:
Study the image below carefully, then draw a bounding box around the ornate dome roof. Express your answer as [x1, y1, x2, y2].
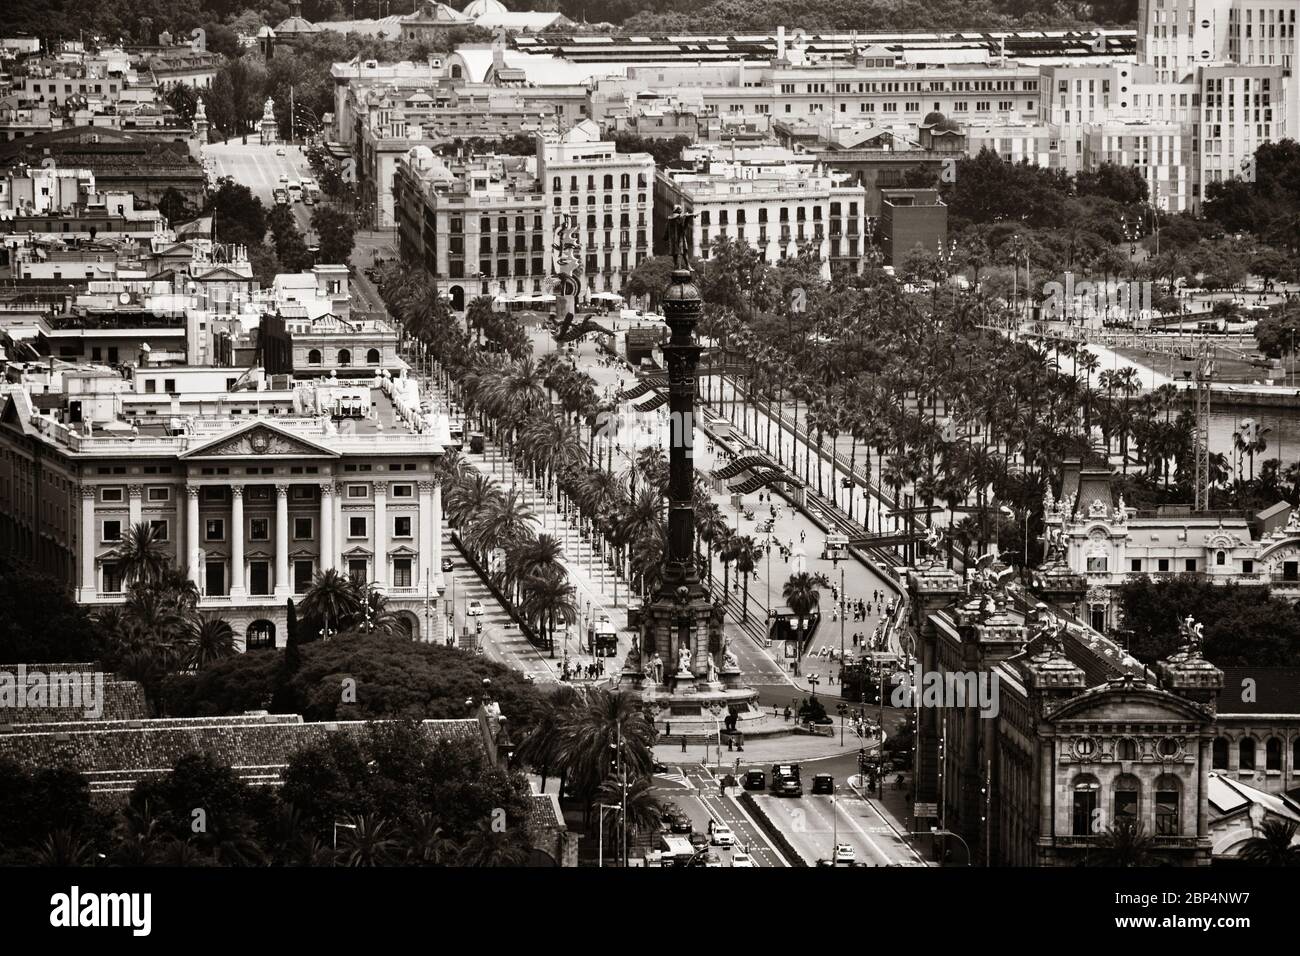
[921, 111, 946, 128]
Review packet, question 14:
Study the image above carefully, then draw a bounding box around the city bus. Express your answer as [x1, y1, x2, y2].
[590, 615, 618, 656]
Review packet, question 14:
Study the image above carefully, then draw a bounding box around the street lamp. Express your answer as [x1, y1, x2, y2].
[836, 702, 849, 747]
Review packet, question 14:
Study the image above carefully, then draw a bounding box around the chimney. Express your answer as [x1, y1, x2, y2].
[777, 26, 786, 62]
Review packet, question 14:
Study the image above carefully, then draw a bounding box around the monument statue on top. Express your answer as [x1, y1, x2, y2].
[665, 204, 696, 269]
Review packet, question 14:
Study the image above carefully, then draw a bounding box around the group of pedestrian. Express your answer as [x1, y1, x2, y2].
[561, 658, 606, 682]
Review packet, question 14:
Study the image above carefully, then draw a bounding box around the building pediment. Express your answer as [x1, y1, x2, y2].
[181, 421, 339, 460]
[388, 544, 419, 557]
[1049, 684, 1211, 724]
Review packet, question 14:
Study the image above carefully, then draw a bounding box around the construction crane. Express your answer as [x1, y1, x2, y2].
[1192, 340, 1215, 511]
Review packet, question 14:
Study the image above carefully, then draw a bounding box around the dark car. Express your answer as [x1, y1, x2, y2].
[663, 807, 692, 834]
[772, 773, 802, 797]
[743, 770, 766, 791]
[688, 831, 710, 850]
[811, 774, 834, 795]
[441, 557, 455, 572]
[652, 760, 670, 774]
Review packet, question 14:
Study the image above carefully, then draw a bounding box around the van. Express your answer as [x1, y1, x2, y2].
[658, 834, 695, 865]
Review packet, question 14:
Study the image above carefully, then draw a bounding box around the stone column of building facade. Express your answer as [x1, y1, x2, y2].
[1037, 736, 1055, 854]
[79, 487, 96, 602]
[186, 486, 201, 583]
[431, 482, 442, 581]
[319, 483, 334, 572]
[274, 484, 290, 598]
[418, 479, 437, 642]
[229, 485, 246, 597]
[334, 481, 345, 573]
[174, 489, 186, 576]
[127, 484, 143, 530]
[373, 482, 388, 589]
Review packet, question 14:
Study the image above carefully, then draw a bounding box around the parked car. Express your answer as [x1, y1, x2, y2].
[811, 774, 834, 795]
[834, 844, 856, 866]
[708, 821, 735, 847]
[688, 832, 710, 850]
[698, 850, 724, 868]
[466, 600, 484, 617]
[743, 770, 766, 791]
[441, 557, 455, 572]
[275, 147, 286, 156]
[652, 760, 670, 774]
[730, 852, 756, 868]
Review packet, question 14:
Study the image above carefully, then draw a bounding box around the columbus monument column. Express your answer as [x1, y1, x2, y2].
[623, 209, 764, 737]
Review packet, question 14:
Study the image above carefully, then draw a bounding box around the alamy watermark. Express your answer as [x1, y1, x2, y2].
[0, 666, 104, 719]
[890, 665, 1000, 718]
[1041, 277, 1153, 320]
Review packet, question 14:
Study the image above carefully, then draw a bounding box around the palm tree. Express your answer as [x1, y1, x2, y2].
[26, 828, 96, 866]
[300, 568, 361, 638]
[1092, 820, 1160, 867]
[554, 687, 656, 826]
[185, 615, 236, 669]
[117, 521, 170, 585]
[782, 571, 828, 657]
[458, 818, 530, 867]
[336, 814, 398, 866]
[594, 773, 665, 865]
[732, 534, 761, 623]
[463, 487, 537, 562]
[520, 573, 578, 657]
[1239, 819, 1300, 865]
[398, 812, 460, 866]
[515, 683, 580, 793]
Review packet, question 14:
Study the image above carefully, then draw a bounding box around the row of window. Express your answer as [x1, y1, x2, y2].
[1085, 555, 1258, 573]
[97, 482, 420, 504]
[305, 348, 381, 366]
[1212, 735, 1296, 772]
[101, 555, 421, 597]
[1071, 774, 1182, 836]
[551, 174, 648, 191]
[101, 512, 417, 545]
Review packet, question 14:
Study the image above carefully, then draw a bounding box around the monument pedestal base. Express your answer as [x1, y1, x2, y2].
[636, 680, 778, 739]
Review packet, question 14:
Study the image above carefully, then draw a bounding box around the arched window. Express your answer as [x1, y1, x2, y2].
[1071, 775, 1100, 836]
[1112, 773, 1141, 825]
[366, 348, 380, 365]
[603, 174, 613, 190]
[337, 348, 351, 367]
[1154, 774, 1181, 835]
[552, 176, 561, 191]
[1116, 737, 1138, 761]
[1240, 737, 1257, 770]
[1212, 736, 1229, 769]
[1216, 550, 1226, 565]
[637, 172, 647, 188]
[1266, 736, 1283, 771]
[620, 173, 630, 189]
[307, 349, 322, 366]
[450, 64, 462, 79]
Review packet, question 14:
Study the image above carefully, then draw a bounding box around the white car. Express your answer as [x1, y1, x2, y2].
[834, 843, 856, 866]
[708, 822, 735, 847]
[467, 600, 485, 617]
[275, 146, 286, 156]
[730, 852, 756, 868]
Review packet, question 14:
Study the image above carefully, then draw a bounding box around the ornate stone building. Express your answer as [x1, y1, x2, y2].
[0, 388, 450, 648]
[908, 558, 1223, 866]
[1040, 456, 1300, 635]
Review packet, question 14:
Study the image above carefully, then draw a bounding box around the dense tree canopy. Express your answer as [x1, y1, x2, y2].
[1117, 575, 1300, 667]
[0, 558, 100, 664]
[162, 633, 548, 732]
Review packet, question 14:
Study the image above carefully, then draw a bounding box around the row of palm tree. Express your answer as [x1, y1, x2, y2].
[515, 685, 661, 860]
[25, 805, 529, 868]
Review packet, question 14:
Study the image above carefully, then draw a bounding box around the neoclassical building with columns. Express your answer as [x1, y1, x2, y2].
[0, 384, 450, 649]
